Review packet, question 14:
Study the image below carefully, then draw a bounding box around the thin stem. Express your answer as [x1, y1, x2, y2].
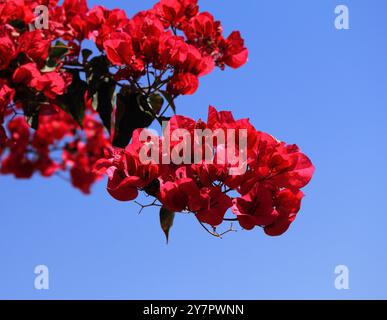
[55, 172, 71, 183]
[197, 220, 222, 238]
[159, 102, 171, 117]
[218, 223, 237, 237]
[134, 199, 162, 214]
[223, 187, 232, 194]
[197, 219, 237, 239]
[146, 64, 152, 94]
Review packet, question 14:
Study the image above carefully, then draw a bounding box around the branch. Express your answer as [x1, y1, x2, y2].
[197, 219, 237, 239]
[134, 199, 162, 214]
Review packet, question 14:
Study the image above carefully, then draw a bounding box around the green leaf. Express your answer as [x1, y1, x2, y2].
[91, 78, 115, 132]
[159, 90, 176, 114]
[55, 69, 87, 126]
[40, 65, 57, 73]
[46, 41, 69, 69]
[81, 49, 93, 63]
[50, 40, 69, 59]
[26, 112, 39, 130]
[159, 207, 175, 244]
[13, 88, 41, 130]
[86, 56, 116, 132]
[9, 19, 26, 31]
[148, 93, 164, 114]
[113, 87, 155, 148]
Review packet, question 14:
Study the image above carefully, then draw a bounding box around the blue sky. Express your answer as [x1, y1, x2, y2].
[1, 0, 387, 299]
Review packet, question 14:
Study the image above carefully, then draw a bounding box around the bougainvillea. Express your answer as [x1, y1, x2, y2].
[95, 106, 314, 238]
[0, 0, 314, 240]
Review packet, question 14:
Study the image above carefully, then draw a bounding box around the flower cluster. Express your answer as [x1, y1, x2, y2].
[96, 107, 315, 236]
[1, 105, 110, 193]
[0, 0, 247, 194]
[96, 0, 248, 95]
[0, 1, 74, 114]
[0, 0, 89, 189]
[0, 0, 315, 239]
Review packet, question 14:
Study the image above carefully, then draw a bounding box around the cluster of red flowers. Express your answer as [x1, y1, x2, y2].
[93, 0, 248, 95]
[96, 107, 314, 236]
[0, 0, 247, 194]
[0, 0, 95, 191]
[0, 1, 73, 108]
[1, 107, 110, 193]
[0, 0, 315, 238]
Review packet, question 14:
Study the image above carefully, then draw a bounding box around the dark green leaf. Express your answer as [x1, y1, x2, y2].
[55, 69, 87, 126]
[91, 78, 115, 132]
[40, 65, 57, 73]
[45, 41, 69, 69]
[113, 87, 155, 148]
[81, 49, 93, 63]
[45, 57, 58, 69]
[13, 87, 42, 130]
[148, 93, 164, 114]
[26, 113, 39, 130]
[50, 40, 69, 59]
[159, 207, 175, 244]
[86, 56, 116, 132]
[9, 19, 26, 31]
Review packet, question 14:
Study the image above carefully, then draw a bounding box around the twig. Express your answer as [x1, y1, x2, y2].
[55, 171, 71, 183]
[197, 219, 237, 239]
[222, 187, 232, 194]
[219, 223, 237, 237]
[134, 199, 162, 214]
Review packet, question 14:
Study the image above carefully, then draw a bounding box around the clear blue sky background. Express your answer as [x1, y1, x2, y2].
[1, 0, 387, 299]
